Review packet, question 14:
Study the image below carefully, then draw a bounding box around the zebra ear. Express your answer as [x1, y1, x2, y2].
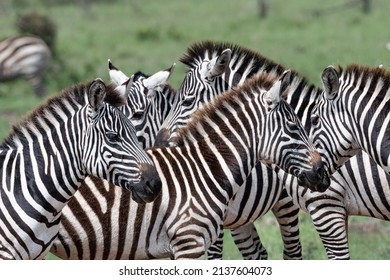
[321, 66, 339, 100]
[108, 59, 131, 96]
[280, 70, 293, 100]
[265, 70, 292, 107]
[88, 78, 106, 111]
[108, 59, 129, 86]
[205, 48, 232, 79]
[143, 63, 176, 92]
[265, 78, 282, 108]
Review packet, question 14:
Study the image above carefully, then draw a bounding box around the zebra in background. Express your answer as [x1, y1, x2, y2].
[108, 59, 177, 147]
[0, 35, 51, 97]
[0, 78, 161, 259]
[51, 71, 328, 259]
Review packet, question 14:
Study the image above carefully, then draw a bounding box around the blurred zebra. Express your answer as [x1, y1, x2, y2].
[0, 78, 161, 259]
[0, 35, 51, 97]
[51, 71, 327, 259]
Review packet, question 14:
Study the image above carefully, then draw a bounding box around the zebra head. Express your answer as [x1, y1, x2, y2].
[309, 65, 368, 174]
[155, 46, 232, 146]
[263, 71, 330, 192]
[108, 60, 176, 147]
[83, 78, 162, 203]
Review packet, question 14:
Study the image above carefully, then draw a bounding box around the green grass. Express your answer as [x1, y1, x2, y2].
[221, 212, 390, 260]
[1, 0, 390, 259]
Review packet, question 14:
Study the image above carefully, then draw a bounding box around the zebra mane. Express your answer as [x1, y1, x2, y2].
[133, 71, 149, 81]
[339, 64, 390, 90]
[175, 71, 279, 145]
[1, 81, 124, 147]
[179, 40, 285, 75]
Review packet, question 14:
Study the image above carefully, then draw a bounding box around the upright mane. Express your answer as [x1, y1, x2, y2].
[179, 41, 286, 76]
[339, 64, 390, 92]
[175, 71, 280, 145]
[1, 81, 123, 148]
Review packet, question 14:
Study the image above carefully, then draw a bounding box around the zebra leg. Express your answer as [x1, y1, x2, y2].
[230, 224, 268, 260]
[207, 230, 224, 259]
[309, 205, 350, 259]
[271, 189, 303, 259]
[26, 74, 46, 97]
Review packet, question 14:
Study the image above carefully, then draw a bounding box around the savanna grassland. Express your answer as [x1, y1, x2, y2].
[0, 0, 390, 259]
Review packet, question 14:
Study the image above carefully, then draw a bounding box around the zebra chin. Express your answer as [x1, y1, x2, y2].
[297, 161, 330, 193]
[125, 163, 162, 204]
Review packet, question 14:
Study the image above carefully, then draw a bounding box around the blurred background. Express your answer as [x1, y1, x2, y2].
[0, 0, 389, 259]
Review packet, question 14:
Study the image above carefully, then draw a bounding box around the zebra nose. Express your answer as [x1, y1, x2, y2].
[130, 163, 162, 204]
[154, 128, 171, 147]
[298, 160, 330, 193]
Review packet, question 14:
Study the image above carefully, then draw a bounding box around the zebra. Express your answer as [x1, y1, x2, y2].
[0, 35, 51, 97]
[310, 64, 390, 175]
[0, 78, 161, 260]
[150, 41, 390, 259]
[48, 62, 177, 259]
[50, 70, 328, 259]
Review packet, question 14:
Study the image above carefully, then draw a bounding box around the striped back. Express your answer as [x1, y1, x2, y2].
[310, 64, 390, 174]
[0, 35, 51, 97]
[155, 41, 285, 146]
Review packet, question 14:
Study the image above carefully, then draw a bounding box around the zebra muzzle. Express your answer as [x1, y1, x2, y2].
[128, 163, 162, 204]
[298, 161, 330, 192]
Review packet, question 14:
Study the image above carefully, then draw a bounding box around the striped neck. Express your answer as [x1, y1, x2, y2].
[0, 93, 90, 213]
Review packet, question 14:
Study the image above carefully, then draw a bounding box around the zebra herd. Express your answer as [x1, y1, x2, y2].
[1, 37, 390, 260]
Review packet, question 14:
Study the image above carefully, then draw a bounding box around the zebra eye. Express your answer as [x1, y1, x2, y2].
[286, 120, 297, 130]
[182, 96, 196, 107]
[311, 115, 320, 126]
[132, 111, 144, 119]
[106, 132, 121, 142]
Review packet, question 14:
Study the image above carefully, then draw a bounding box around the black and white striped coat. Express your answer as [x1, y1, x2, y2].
[152, 42, 390, 259]
[51, 71, 326, 259]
